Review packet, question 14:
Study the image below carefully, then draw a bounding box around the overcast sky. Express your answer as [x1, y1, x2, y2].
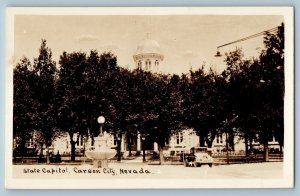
[14, 15, 283, 74]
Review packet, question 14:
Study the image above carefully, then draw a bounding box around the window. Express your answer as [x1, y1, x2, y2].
[138, 61, 142, 69]
[113, 133, 118, 146]
[76, 136, 83, 146]
[216, 134, 223, 143]
[155, 60, 159, 66]
[176, 132, 183, 144]
[145, 59, 151, 70]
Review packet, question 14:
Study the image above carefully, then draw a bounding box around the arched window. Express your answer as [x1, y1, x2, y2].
[145, 61, 148, 70]
[145, 59, 151, 70]
[138, 61, 142, 69]
[155, 60, 159, 66]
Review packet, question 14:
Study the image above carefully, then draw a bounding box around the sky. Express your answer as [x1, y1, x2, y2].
[14, 15, 283, 75]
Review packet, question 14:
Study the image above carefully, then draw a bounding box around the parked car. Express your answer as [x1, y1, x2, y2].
[184, 147, 213, 167]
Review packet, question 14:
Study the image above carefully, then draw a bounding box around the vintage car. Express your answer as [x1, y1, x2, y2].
[184, 147, 213, 167]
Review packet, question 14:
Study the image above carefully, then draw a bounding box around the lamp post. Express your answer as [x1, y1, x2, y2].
[142, 136, 146, 162]
[97, 116, 105, 136]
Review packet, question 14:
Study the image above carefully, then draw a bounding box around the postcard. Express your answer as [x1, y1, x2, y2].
[5, 7, 294, 189]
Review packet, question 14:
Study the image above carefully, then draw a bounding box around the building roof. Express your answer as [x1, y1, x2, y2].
[136, 38, 162, 54]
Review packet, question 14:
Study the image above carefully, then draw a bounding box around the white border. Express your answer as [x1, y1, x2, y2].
[5, 7, 294, 189]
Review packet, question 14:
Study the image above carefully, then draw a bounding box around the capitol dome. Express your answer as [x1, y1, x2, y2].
[133, 38, 164, 73]
[136, 38, 162, 54]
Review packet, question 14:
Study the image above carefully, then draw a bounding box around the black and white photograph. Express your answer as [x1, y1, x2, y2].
[5, 7, 294, 189]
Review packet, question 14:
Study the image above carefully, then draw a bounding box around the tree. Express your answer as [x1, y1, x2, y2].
[121, 70, 183, 164]
[85, 51, 131, 161]
[32, 40, 60, 164]
[224, 23, 284, 160]
[83, 51, 117, 138]
[223, 48, 258, 155]
[182, 66, 229, 149]
[147, 74, 183, 164]
[57, 50, 120, 161]
[56, 51, 89, 161]
[13, 57, 36, 156]
[105, 67, 132, 161]
[253, 23, 284, 160]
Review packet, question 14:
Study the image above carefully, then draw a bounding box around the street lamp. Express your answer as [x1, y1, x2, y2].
[142, 136, 146, 162]
[214, 49, 222, 57]
[214, 26, 279, 58]
[97, 116, 105, 136]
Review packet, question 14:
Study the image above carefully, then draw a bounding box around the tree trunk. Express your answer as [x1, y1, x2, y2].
[46, 145, 50, 164]
[128, 136, 132, 157]
[38, 142, 44, 163]
[117, 139, 122, 162]
[199, 135, 205, 147]
[206, 141, 212, 148]
[225, 132, 229, 164]
[245, 135, 249, 156]
[117, 129, 123, 162]
[71, 141, 76, 162]
[229, 133, 235, 152]
[263, 142, 269, 162]
[129, 145, 132, 156]
[20, 140, 26, 159]
[249, 138, 253, 154]
[158, 144, 164, 165]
